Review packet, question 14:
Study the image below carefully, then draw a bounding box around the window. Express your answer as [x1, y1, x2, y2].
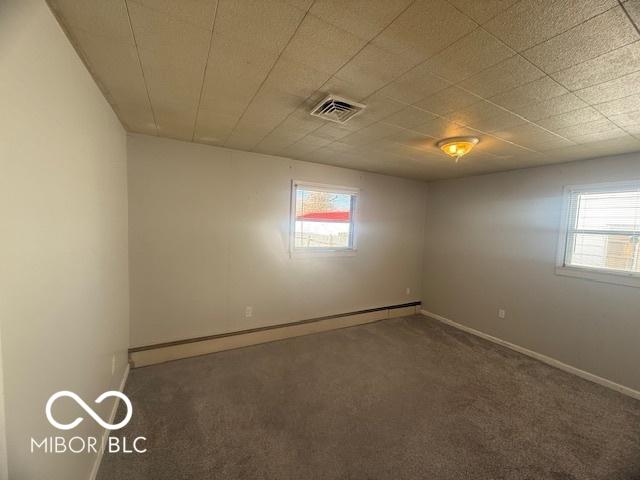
[557, 181, 640, 287]
[290, 182, 358, 254]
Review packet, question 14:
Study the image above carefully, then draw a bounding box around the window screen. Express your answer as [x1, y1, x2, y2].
[564, 184, 640, 275]
[292, 183, 357, 251]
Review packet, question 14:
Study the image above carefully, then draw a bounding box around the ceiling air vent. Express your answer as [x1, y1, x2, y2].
[310, 94, 366, 124]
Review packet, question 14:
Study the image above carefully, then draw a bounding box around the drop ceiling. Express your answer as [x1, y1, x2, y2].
[48, 0, 640, 180]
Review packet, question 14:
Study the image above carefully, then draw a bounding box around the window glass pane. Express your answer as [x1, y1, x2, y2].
[569, 232, 640, 273]
[575, 191, 640, 232]
[294, 188, 354, 249]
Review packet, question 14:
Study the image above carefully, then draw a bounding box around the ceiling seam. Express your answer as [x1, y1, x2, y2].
[274, 0, 640, 164]
[619, 0, 640, 35]
[281, 55, 574, 162]
[48, 0, 640, 177]
[507, 3, 640, 145]
[307, 74, 591, 160]
[258, 0, 616, 158]
[124, 0, 205, 31]
[348, 2, 627, 117]
[617, 0, 640, 143]
[567, 0, 640, 145]
[278, 0, 627, 154]
[124, 0, 159, 135]
[550, 39, 640, 92]
[365, 23, 640, 148]
[473, 0, 522, 26]
[248, 0, 421, 152]
[44, 3, 135, 133]
[220, 1, 317, 146]
[283, 97, 543, 164]
[514, 4, 621, 55]
[190, 0, 220, 142]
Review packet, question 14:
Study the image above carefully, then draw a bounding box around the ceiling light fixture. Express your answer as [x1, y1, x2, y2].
[437, 136, 479, 162]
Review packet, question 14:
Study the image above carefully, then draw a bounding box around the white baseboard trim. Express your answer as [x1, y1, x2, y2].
[420, 309, 640, 401]
[89, 363, 130, 480]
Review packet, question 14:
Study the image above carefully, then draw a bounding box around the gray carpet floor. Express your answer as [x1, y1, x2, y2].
[98, 315, 640, 480]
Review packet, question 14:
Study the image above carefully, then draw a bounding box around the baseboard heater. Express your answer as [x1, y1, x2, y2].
[129, 302, 421, 368]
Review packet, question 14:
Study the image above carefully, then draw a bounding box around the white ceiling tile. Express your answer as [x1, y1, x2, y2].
[446, 0, 519, 24]
[458, 54, 545, 98]
[48, 0, 134, 44]
[382, 107, 439, 130]
[551, 40, 640, 91]
[280, 14, 366, 75]
[421, 29, 514, 83]
[310, 0, 413, 41]
[535, 107, 604, 131]
[372, 0, 477, 63]
[608, 110, 640, 127]
[413, 86, 482, 116]
[51, 0, 640, 180]
[575, 70, 640, 104]
[570, 128, 630, 144]
[318, 76, 377, 102]
[264, 58, 331, 100]
[225, 86, 305, 150]
[70, 30, 155, 132]
[334, 44, 418, 99]
[489, 76, 568, 111]
[623, 0, 640, 24]
[127, 0, 218, 30]
[446, 101, 527, 133]
[522, 7, 639, 74]
[377, 64, 451, 105]
[484, 0, 618, 51]
[194, 0, 307, 143]
[412, 117, 480, 139]
[213, 0, 306, 55]
[594, 94, 640, 116]
[509, 93, 588, 121]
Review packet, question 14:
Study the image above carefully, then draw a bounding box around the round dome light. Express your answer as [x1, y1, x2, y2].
[437, 137, 479, 162]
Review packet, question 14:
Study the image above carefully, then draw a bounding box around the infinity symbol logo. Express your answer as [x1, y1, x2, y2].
[45, 391, 133, 431]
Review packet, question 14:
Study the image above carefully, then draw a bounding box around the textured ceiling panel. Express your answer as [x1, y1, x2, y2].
[420, 29, 514, 83]
[194, 0, 306, 144]
[309, 0, 413, 41]
[371, 0, 477, 62]
[551, 40, 640, 91]
[446, 0, 519, 24]
[521, 7, 638, 73]
[128, 1, 213, 139]
[49, 0, 640, 181]
[483, 0, 618, 51]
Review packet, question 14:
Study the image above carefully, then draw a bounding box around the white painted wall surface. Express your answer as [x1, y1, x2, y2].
[422, 153, 640, 392]
[127, 134, 426, 347]
[0, 322, 7, 480]
[0, 1, 130, 478]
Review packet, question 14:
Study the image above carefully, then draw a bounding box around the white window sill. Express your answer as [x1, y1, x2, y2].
[290, 249, 357, 258]
[555, 265, 640, 288]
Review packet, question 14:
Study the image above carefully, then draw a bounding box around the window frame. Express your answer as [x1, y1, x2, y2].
[289, 180, 359, 257]
[555, 180, 640, 288]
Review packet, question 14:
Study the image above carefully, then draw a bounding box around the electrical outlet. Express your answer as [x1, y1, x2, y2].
[111, 354, 116, 375]
[405, 287, 411, 296]
[245, 306, 253, 318]
[498, 308, 506, 319]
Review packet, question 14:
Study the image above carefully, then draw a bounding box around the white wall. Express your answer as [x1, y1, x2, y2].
[422, 153, 640, 392]
[0, 1, 129, 478]
[128, 134, 426, 347]
[0, 322, 7, 480]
